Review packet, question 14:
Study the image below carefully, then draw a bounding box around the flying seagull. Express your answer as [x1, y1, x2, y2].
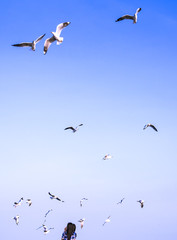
[45, 209, 53, 218]
[103, 216, 111, 226]
[48, 192, 64, 202]
[26, 199, 32, 206]
[137, 200, 144, 208]
[143, 123, 158, 132]
[12, 34, 45, 51]
[78, 218, 85, 229]
[80, 198, 88, 207]
[43, 22, 71, 54]
[37, 220, 54, 234]
[115, 8, 142, 24]
[103, 154, 112, 160]
[13, 215, 19, 225]
[64, 124, 83, 133]
[13, 197, 23, 207]
[117, 198, 125, 204]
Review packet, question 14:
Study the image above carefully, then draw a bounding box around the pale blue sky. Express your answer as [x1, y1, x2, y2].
[0, 0, 177, 240]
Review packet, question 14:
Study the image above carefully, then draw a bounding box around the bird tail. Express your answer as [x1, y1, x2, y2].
[56, 37, 64, 45]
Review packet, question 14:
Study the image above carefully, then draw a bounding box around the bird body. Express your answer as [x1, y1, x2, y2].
[115, 8, 141, 23]
[143, 123, 158, 132]
[14, 197, 23, 207]
[137, 200, 144, 208]
[26, 199, 32, 206]
[103, 154, 112, 160]
[78, 218, 85, 228]
[13, 215, 19, 225]
[103, 216, 111, 226]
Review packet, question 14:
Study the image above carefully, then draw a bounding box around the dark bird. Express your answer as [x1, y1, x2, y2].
[143, 123, 158, 132]
[64, 124, 83, 133]
[48, 192, 64, 202]
[115, 8, 142, 24]
[137, 200, 144, 208]
[117, 198, 125, 204]
[12, 34, 45, 51]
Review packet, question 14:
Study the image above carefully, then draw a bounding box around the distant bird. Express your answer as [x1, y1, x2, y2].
[12, 34, 45, 51]
[36, 220, 47, 230]
[45, 209, 53, 218]
[36, 220, 54, 234]
[13, 215, 19, 225]
[48, 192, 64, 202]
[13, 197, 23, 207]
[103, 216, 111, 226]
[143, 123, 158, 132]
[137, 200, 144, 208]
[103, 154, 112, 160]
[80, 198, 88, 207]
[64, 124, 83, 133]
[78, 218, 85, 229]
[43, 22, 71, 54]
[115, 8, 142, 24]
[26, 199, 32, 206]
[117, 198, 125, 204]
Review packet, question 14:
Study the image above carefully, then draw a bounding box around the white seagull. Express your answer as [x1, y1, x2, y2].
[48, 192, 64, 202]
[13, 215, 20, 225]
[43, 22, 71, 54]
[117, 198, 125, 204]
[143, 123, 158, 132]
[137, 200, 144, 208]
[45, 209, 53, 218]
[26, 199, 32, 206]
[12, 34, 46, 51]
[13, 197, 23, 207]
[103, 154, 112, 160]
[103, 216, 111, 226]
[78, 218, 85, 229]
[80, 198, 88, 207]
[36, 220, 54, 234]
[64, 124, 83, 133]
[115, 8, 142, 24]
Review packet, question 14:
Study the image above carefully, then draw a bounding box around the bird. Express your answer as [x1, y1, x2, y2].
[36, 221, 54, 234]
[115, 8, 142, 24]
[13, 215, 19, 225]
[43, 22, 71, 54]
[13, 197, 23, 207]
[137, 200, 144, 208]
[103, 216, 111, 226]
[78, 218, 85, 229]
[103, 154, 112, 160]
[143, 123, 158, 132]
[117, 198, 125, 204]
[80, 198, 88, 207]
[48, 192, 64, 202]
[12, 34, 45, 51]
[45, 209, 53, 218]
[26, 199, 32, 206]
[64, 124, 83, 133]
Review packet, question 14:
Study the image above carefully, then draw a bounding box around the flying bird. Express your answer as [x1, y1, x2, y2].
[80, 198, 88, 207]
[12, 34, 45, 51]
[26, 199, 32, 206]
[64, 124, 83, 133]
[78, 218, 85, 229]
[13, 215, 19, 225]
[103, 216, 111, 226]
[13, 197, 23, 207]
[45, 209, 53, 218]
[43, 22, 71, 54]
[48, 192, 64, 202]
[137, 200, 144, 208]
[115, 8, 142, 24]
[103, 154, 112, 160]
[143, 123, 158, 132]
[36, 220, 54, 234]
[117, 198, 125, 204]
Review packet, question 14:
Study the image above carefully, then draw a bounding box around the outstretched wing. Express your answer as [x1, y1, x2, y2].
[43, 36, 55, 55]
[12, 42, 32, 47]
[136, 8, 142, 14]
[115, 15, 134, 22]
[150, 124, 158, 132]
[64, 127, 75, 131]
[35, 33, 46, 43]
[48, 192, 55, 198]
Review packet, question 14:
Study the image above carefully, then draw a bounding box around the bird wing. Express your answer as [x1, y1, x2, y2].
[64, 127, 75, 131]
[78, 124, 83, 127]
[12, 42, 32, 47]
[55, 23, 65, 36]
[141, 202, 144, 208]
[56, 197, 62, 201]
[136, 8, 142, 14]
[34, 33, 46, 43]
[116, 15, 134, 22]
[43, 36, 55, 54]
[48, 192, 55, 198]
[150, 124, 158, 132]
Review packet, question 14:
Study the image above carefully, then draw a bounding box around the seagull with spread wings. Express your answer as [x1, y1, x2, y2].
[103, 216, 111, 226]
[26, 199, 32, 206]
[103, 154, 112, 160]
[36, 220, 54, 234]
[115, 8, 142, 24]
[143, 123, 158, 132]
[13, 197, 23, 207]
[12, 34, 45, 51]
[78, 218, 85, 229]
[80, 198, 88, 207]
[43, 22, 71, 54]
[64, 124, 83, 133]
[13, 215, 20, 225]
[48, 192, 64, 202]
[117, 198, 125, 204]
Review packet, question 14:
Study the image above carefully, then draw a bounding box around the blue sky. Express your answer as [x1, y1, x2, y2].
[1, 0, 177, 239]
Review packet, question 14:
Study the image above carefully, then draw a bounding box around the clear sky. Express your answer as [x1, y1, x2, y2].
[1, 0, 177, 239]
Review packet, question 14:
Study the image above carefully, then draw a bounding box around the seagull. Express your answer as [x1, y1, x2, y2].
[80, 198, 88, 207]
[36, 220, 54, 234]
[48, 192, 64, 202]
[143, 123, 158, 132]
[64, 124, 83, 133]
[117, 198, 125, 204]
[13, 215, 19, 225]
[137, 200, 144, 208]
[103, 216, 111, 226]
[12, 34, 45, 51]
[103, 154, 112, 160]
[13, 197, 23, 207]
[115, 8, 142, 24]
[45, 209, 53, 218]
[26, 199, 32, 206]
[43, 22, 71, 54]
[78, 218, 85, 229]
